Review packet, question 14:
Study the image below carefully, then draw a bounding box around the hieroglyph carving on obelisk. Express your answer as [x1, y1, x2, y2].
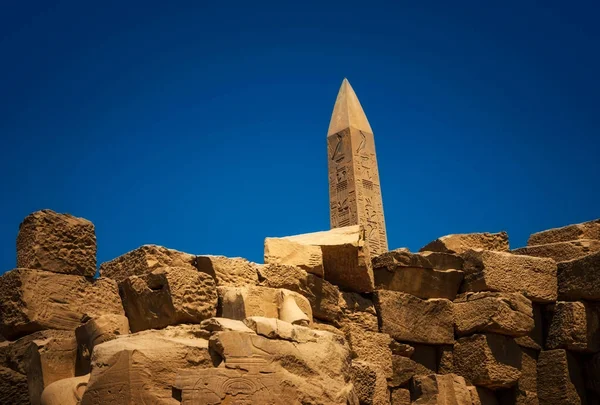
[327, 78, 388, 255]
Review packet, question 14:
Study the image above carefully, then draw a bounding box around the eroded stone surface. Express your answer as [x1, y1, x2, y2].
[264, 237, 324, 276]
[0, 366, 29, 405]
[0, 268, 124, 340]
[537, 349, 586, 405]
[546, 301, 600, 352]
[351, 361, 390, 405]
[373, 248, 464, 271]
[411, 373, 473, 405]
[374, 290, 454, 344]
[195, 255, 260, 286]
[17, 210, 96, 277]
[339, 292, 379, 332]
[461, 250, 557, 303]
[119, 266, 217, 332]
[453, 292, 534, 337]
[75, 314, 129, 372]
[391, 388, 410, 405]
[513, 239, 600, 262]
[342, 323, 393, 378]
[528, 219, 600, 245]
[420, 232, 509, 254]
[557, 251, 600, 301]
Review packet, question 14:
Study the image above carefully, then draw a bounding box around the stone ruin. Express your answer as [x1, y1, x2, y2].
[1, 209, 600, 404]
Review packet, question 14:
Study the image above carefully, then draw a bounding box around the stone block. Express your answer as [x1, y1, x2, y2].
[453, 292, 534, 337]
[469, 386, 499, 405]
[514, 304, 544, 350]
[513, 239, 600, 262]
[0, 268, 124, 340]
[497, 347, 539, 405]
[339, 291, 379, 332]
[461, 250, 557, 303]
[438, 344, 454, 374]
[537, 349, 586, 405]
[199, 317, 254, 333]
[528, 219, 600, 245]
[420, 232, 509, 254]
[373, 248, 464, 271]
[119, 266, 217, 332]
[195, 255, 260, 286]
[258, 263, 342, 324]
[351, 361, 390, 405]
[75, 314, 129, 372]
[285, 225, 374, 293]
[546, 301, 600, 352]
[343, 323, 393, 378]
[0, 366, 29, 405]
[411, 373, 473, 405]
[17, 210, 96, 277]
[374, 290, 454, 344]
[557, 251, 600, 301]
[218, 285, 313, 324]
[264, 237, 323, 276]
[453, 334, 521, 390]
[391, 388, 410, 405]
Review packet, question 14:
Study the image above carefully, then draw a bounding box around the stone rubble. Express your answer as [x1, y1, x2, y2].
[1, 209, 599, 404]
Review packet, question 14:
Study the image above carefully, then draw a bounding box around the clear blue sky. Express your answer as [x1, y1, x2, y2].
[1, 1, 599, 274]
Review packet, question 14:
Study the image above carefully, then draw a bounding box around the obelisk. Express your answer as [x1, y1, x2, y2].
[327, 78, 388, 255]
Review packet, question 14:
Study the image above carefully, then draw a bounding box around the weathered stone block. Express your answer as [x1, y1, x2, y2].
[99, 244, 196, 282]
[218, 285, 313, 324]
[339, 291, 378, 332]
[497, 347, 539, 405]
[557, 251, 600, 301]
[343, 323, 392, 378]
[75, 314, 129, 372]
[351, 361, 390, 405]
[199, 317, 254, 333]
[0, 268, 124, 340]
[258, 263, 342, 324]
[0, 366, 29, 405]
[285, 225, 374, 293]
[420, 232, 509, 254]
[264, 237, 323, 277]
[469, 386, 499, 405]
[373, 248, 464, 271]
[374, 290, 454, 344]
[537, 349, 586, 405]
[411, 374, 473, 405]
[546, 301, 600, 352]
[461, 250, 557, 303]
[391, 388, 410, 405]
[119, 266, 217, 332]
[453, 334, 521, 390]
[514, 304, 544, 350]
[17, 210, 96, 277]
[528, 219, 600, 245]
[195, 255, 260, 286]
[513, 239, 600, 262]
[453, 292, 534, 337]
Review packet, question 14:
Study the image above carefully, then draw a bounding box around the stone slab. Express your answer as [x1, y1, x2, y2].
[546, 301, 600, 352]
[411, 373, 473, 405]
[420, 232, 509, 254]
[374, 265, 463, 300]
[264, 237, 323, 277]
[537, 349, 586, 405]
[528, 219, 600, 245]
[513, 239, 600, 263]
[195, 255, 260, 286]
[373, 248, 464, 271]
[557, 251, 600, 301]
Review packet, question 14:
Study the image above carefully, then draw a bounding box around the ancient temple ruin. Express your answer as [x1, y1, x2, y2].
[1, 80, 599, 405]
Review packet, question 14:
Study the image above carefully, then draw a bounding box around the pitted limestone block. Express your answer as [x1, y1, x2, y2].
[0, 268, 123, 340]
[514, 304, 544, 351]
[284, 225, 374, 293]
[195, 255, 260, 286]
[391, 388, 410, 405]
[119, 266, 217, 332]
[75, 314, 129, 372]
[453, 334, 521, 390]
[0, 366, 29, 405]
[80, 325, 214, 405]
[420, 232, 509, 254]
[537, 349, 586, 405]
[546, 301, 600, 352]
[461, 250, 557, 303]
[411, 374, 473, 405]
[99, 244, 196, 282]
[218, 285, 313, 324]
[199, 317, 254, 333]
[17, 210, 96, 277]
[528, 219, 600, 245]
[496, 347, 538, 405]
[374, 290, 454, 345]
[264, 237, 324, 277]
[339, 291, 379, 332]
[351, 361, 390, 405]
[258, 263, 342, 324]
[513, 239, 600, 262]
[374, 265, 463, 300]
[373, 248, 464, 271]
[40, 374, 89, 405]
[342, 323, 392, 378]
[453, 292, 534, 337]
[557, 251, 600, 301]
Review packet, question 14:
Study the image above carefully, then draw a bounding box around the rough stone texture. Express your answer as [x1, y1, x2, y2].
[0, 366, 29, 405]
[40, 374, 89, 405]
[16, 209, 97, 277]
[546, 301, 600, 352]
[351, 361, 390, 405]
[258, 263, 342, 324]
[285, 225, 375, 293]
[411, 373, 473, 405]
[328, 79, 388, 256]
[389, 340, 415, 358]
[557, 251, 600, 301]
[81, 325, 214, 404]
[453, 292, 534, 337]
[461, 250, 557, 303]
[24, 331, 77, 405]
[513, 239, 600, 263]
[391, 388, 410, 405]
[420, 232, 509, 254]
[199, 317, 254, 333]
[373, 248, 464, 271]
[264, 237, 324, 276]
[339, 291, 379, 332]
[497, 348, 538, 405]
[0, 268, 124, 340]
[438, 345, 454, 374]
[119, 266, 217, 332]
[537, 349, 586, 405]
[342, 323, 393, 378]
[528, 219, 600, 245]
[453, 334, 521, 390]
[374, 290, 454, 344]
[469, 386, 498, 405]
[195, 254, 260, 286]
[218, 285, 313, 324]
[389, 355, 417, 387]
[514, 304, 544, 350]
[99, 244, 196, 282]
[75, 314, 129, 372]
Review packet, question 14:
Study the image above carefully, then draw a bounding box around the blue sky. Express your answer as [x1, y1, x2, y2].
[1, 1, 598, 273]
